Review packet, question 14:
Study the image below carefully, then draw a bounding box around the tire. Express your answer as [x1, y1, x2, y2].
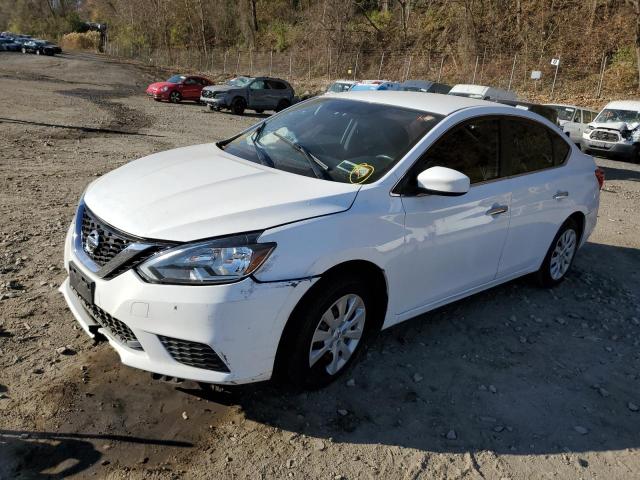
[231, 97, 246, 115]
[628, 145, 640, 164]
[277, 274, 377, 389]
[207, 104, 215, 111]
[169, 91, 182, 103]
[536, 218, 580, 288]
[275, 99, 291, 112]
[254, 109, 264, 114]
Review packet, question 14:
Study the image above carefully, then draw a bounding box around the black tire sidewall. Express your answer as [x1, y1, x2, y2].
[231, 97, 246, 115]
[537, 218, 579, 287]
[282, 275, 375, 389]
[170, 91, 181, 103]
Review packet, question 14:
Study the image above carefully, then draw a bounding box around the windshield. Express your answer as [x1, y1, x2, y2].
[327, 82, 353, 93]
[226, 76, 252, 87]
[548, 105, 576, 121]
[166, 75, 186, 83]
[220, 98, 443, 184]
[351, 84, 381, 91]
[594, 108, 640, 125]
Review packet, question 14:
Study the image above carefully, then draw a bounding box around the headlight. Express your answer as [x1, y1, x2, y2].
[137, 235, 275, 285]
[584, 126, 594, 135]
[162, 86, 169, 92]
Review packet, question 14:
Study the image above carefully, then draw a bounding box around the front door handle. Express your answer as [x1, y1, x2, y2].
[553, 191, 569, 200]
[486, 205, 509, 216]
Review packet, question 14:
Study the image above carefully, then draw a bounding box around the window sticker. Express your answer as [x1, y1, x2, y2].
[349, 163, 375, 184]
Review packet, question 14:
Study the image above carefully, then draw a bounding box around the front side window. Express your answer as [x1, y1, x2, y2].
[220, 98, 443, 184]
[250, 80, 266, 90]
[414, 119, 500, 185]
[503, 119, 554, 175]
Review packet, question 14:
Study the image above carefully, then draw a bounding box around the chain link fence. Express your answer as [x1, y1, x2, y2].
[105, 42, 625, 103]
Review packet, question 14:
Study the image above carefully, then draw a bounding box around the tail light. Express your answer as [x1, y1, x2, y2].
[595, 167, 605, 190]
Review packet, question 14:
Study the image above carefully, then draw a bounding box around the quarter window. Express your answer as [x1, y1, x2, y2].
[503, 119, 554, 175]
[416, 119, 500, 185]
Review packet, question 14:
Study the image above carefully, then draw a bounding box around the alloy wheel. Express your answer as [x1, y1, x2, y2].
[549, 229, 577, 280]
[309, 294, 366, 375]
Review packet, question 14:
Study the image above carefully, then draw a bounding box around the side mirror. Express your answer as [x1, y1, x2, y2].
[416, 166, 470, 196]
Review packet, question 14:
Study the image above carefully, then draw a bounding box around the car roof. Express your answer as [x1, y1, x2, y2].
[603, 100, 640, 110]
[332, 91, 497, 115]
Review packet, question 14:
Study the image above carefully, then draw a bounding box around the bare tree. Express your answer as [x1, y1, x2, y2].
[626, 0, 640, 88]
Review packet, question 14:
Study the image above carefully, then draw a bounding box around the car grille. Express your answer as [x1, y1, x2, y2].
[202, 90, 215, 98]
[158, 336, 230, 372]
[590, 130, 620, 142]
[81, 207, 136, 267]
[72, 287, 143, 350]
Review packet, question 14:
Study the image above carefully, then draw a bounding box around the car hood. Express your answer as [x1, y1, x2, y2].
[83, 144, 360, 242]
[589, 121, 638, 131]
[203, 85, 235, 93]
[147, 82, 175, 91]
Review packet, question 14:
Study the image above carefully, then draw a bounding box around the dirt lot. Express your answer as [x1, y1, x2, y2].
[0, 52, 639, 480]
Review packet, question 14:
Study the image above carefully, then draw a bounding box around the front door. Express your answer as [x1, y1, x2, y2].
[247, 80, 268, 109]
[395, 117, 511, 316]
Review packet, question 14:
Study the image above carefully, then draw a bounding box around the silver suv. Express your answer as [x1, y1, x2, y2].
[201, 76, 295, 115]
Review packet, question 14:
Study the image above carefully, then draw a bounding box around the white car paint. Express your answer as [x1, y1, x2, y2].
[448, 84, 518, 101]
[61, 92, 600, 385]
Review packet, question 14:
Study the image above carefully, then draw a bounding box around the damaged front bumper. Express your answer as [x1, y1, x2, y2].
[59, 246, 317, 385]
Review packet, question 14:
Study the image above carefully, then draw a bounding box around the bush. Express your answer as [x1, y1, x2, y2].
[60, 31, 101, 52]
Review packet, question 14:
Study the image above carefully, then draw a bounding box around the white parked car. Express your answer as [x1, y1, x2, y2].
[581, 100, 640, 162]
[448, 84, 518, 101]
[61, 92, 601, 389]
[545, 104, 598, 143]
[325, 80, 356, 94]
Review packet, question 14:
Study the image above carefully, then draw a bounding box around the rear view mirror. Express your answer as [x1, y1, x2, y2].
[416, 166, 470, 196]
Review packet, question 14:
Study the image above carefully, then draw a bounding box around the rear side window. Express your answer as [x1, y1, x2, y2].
[503, 119, 554, 175]
[267, 80, 287, 90]
[417, 118, 500, 184]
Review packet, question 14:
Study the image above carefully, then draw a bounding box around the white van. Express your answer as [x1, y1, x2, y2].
[581, 100, 640, 162]
[448, 84, 518, 101]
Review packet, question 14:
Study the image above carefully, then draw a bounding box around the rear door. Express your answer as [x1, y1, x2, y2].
[496, 118, 574, 277]
[266, 80, 290, 107]
[395, 117, 512, 314]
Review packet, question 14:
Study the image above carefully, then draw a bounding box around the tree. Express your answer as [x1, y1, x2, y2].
[625, 0, 640, 88]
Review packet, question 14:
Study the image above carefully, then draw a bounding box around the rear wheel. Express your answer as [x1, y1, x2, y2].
[275, 99, 291, 112]
[231, 97, 246, 115]
[536, 218, 579, 287]
[277, 274, 376, 389]
[169, 91, 182, 103]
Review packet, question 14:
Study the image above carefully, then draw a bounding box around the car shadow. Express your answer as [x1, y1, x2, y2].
[180, 241, 640, 457]
[208, 109, 271, 119]
[0, 117, 164, 138]
[598, 163, 640, 182]
[0, 430, 192, 478]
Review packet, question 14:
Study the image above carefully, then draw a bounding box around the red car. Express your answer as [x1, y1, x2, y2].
[146, 74, 212, 103]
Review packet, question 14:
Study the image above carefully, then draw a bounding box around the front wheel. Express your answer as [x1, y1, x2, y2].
[536, 219, 579, 287]
[278, 275, 375, 389]
[169, 91, 182, 103]
[231, 97, 246, 115]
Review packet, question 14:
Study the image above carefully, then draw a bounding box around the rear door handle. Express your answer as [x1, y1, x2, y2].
[553, 191, 569, 200]
[486, 205, 509, 216]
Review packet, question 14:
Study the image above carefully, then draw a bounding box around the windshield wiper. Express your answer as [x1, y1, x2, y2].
[250, 123, 275, 168]
[271, 132, 332, 180]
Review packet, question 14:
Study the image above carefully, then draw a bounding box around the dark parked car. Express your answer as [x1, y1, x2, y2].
[21, 40, 61, 55]
[399, 80, 452, 94]
[0, 38, 21, 52]
[201, 76, 295, 115]
[492, 99, 559, 126]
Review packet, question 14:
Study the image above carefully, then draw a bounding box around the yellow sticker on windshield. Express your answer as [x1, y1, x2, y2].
[349, 163, 374, 184]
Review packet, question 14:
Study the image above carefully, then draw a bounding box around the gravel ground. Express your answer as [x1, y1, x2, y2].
[0, 52, 639, 480]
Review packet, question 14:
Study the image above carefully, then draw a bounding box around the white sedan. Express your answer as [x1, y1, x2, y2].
[60, 92, 601, 389]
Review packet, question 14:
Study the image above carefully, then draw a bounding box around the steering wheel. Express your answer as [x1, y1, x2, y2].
[375, 154, 394, 164]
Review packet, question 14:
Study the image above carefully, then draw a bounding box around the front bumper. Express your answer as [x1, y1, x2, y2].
[581, 137, 637, 158]
[201, 96, 227, 107]
[60, 227, 316, 384]
[146, 91, 169, 100]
